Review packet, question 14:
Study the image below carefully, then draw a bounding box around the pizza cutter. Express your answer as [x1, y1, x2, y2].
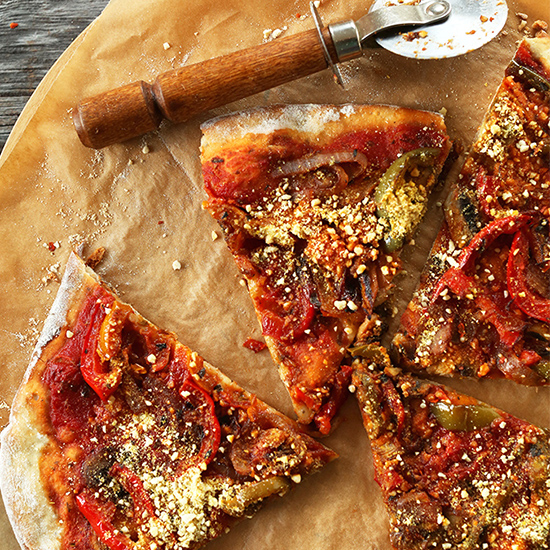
[73, 0, 508, 149]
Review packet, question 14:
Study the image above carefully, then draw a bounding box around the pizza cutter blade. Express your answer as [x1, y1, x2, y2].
[73, 0, 509, 149]
[366, 0, 509, 59]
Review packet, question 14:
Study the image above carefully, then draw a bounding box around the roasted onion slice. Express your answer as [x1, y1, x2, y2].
[273, 150, 368, 183]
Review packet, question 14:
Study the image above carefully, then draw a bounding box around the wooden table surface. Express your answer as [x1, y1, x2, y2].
[0, 0, 110, 154]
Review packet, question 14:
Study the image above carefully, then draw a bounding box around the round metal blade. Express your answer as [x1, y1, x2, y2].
[369, 0, 508, 59]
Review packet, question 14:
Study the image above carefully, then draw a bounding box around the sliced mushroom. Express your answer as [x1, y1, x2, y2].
[81, 446, 117, 489]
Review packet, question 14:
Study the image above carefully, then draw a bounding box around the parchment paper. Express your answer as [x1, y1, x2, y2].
[0, 0, 548, 548]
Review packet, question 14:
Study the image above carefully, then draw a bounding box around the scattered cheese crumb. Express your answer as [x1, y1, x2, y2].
[516, 139, 529, 153]
[172, 260, 182, 270]
[263, 26, 288, 41]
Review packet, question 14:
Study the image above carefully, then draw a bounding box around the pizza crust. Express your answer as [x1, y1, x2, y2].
[0, 403, 61, 550]
[200, 103, 446, 155]
[0, 254, 112, 550]
[0, 253, 97, 550]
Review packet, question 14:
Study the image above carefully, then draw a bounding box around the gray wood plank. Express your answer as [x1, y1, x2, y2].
[0, 0, 110, 152]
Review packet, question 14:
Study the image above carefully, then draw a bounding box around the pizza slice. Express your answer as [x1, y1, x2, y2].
[0, 252, 337, 550]
[393, 35, 550, 385]
[351, 346, 550, 550]
[201, 103, 451, 433]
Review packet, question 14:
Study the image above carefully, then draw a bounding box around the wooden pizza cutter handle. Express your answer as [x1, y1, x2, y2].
[73, 27, 339, 149]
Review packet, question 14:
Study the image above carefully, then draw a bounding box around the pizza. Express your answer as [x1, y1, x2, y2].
[351, 345, 550, 549]
[0, 252, 337, 550]
[392, 35, 550, 385]
[201, 103, 451, 433]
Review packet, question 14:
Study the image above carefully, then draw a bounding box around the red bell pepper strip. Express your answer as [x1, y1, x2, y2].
[179, 378, 221, 468]
[80, 295, 122, 401]
[519, 349, 542, 367]
[260, 310, 286, 341]
[76, 491, 133, 550]
[475, 295, 523, 348]
[259, 284, 315, 343]
[292, 385, 318, 413]
[431, 214, 534, 304]
[290, 285, 315, 340]
[165, 346, 221, 469]
[110, 463, 158, 519]
[507, 228, 550, 323]
[454, 214, 534, 270]
[142, 328, 173, 373]
[381, 377, 406, 438]
[433, 267, 475, 300]
[166, 344, 194, 391]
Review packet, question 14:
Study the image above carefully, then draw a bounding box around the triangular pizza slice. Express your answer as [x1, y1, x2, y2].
[201, 103, 451, 432]
[351, 346, 550, 549]
[0, 252, 336, 550]
[392, 35, 550, 385]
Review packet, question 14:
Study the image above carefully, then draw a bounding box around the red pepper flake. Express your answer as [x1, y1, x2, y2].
[47, 242, 57, 252]
[158, 220, 164, 225]
[9, 22, 18, 29]
[243, 338, 267, 353]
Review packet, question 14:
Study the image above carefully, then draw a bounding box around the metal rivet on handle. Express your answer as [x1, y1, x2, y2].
[426, 0, 451, 18]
